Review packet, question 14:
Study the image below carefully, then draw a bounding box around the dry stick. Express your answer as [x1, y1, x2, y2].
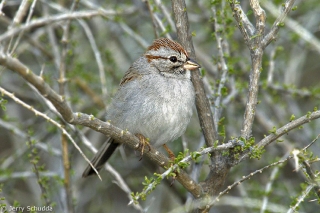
[260, 163, 281, 213]
[118, 22, 149, 48]
[61, 133, 73, 213]
[79, 1, 148, 48]
[263, 1, 320, 54]
[171, 1, 221, 212]
[211, 7, 229, 132]
[292, 134, 320, 201]
[143, 0, 172, 40]
[0, 10, 110, 42]
[10, 0, 37, 54]
[262, 0, 297, 48]
[0, 86, 101, 181]
[228, 2, 255, 47]
[143, 0, 159, 39]
[9, 2, 146, 208]
[154, 0, 176, 31]
[6, 0, 31, 52]
[234, 110, 320, 164]
[73, 77, 106, 109]
[59, 2, 79, 213]
[240, 0, 266, 139]
[106, 163, 145, 212]
[0, 119, 62, 159]
[171, 0, 216, 148]
[230, 0, 265, 139]
[287, 185, 314, 213]
[154, 14, 173, 40]
[266, 47, 276, 84]
[256, 111, 320, 149]
[41, 1, 108, 100]
[0, 54, 202, 197]
[239, 0, 296, 139]
[78, 19, 107, 99]
[213, 156, 291, 205]
[267, 84, 320, 99]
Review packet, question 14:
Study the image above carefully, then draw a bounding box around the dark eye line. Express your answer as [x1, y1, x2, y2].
[146, 54, 185, 63]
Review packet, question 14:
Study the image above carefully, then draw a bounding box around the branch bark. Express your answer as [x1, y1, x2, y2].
[171, 0, 217, 147]
[171, 1, 228, 212]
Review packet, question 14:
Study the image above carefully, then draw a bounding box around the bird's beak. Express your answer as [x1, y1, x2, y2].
[183, 58, 201, 70]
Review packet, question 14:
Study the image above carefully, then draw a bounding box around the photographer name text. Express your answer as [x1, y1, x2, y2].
[1, 205, 53, 212]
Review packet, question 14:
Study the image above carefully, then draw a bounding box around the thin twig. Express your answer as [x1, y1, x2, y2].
[211, 6, 229, 132]
[154, 0, 176, 31]
[143, 0, 159, 38]
[6, 0, 31, 53]
[229, 1, 255, 48]
[0, 86, 102, 181]
[286, 185, 314, 213]
[235, 110, 320, 163]
[106, 164, 145, 212]
[78, 20, 108, 99]
[10, 0, 38, 54]
[240, 0, 265, 139]
[262, 0, 297, 48]
[260, 154, 288, 213]
[263, 1, 320, 54]
[0, 10, 111, 42]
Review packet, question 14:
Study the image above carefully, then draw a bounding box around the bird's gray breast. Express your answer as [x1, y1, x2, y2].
[106, 73, 195, 147]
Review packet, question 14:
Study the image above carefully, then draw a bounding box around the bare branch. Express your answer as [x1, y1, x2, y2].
[287, 185, 314, 213]
[78, 20, 107, 99]
[250, 0, 266, 43]
[143, 0, 160, 39]
[105, 164, 144, 212]
[239, 0, 266, 139]
[263, 1, 320, 54]
[171, 0, 216, 147]
[211, 6, 229, 131]
[236, 110, 320, 163]
[229, 1, 255, 48]
[213, 156, 290, 205]
[0, 86, 102, 181]
[262, 0, 296, 48]
[256, 111, 320, 149]
[0, 10, 112, 42]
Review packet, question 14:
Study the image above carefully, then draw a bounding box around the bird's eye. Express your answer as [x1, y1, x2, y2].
[169, 56, 178, 63]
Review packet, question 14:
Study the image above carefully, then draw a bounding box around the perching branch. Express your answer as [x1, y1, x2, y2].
[0, 53, 202, 198]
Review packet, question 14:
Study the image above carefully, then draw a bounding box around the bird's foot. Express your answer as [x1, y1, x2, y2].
[135, 133, 151, 160]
